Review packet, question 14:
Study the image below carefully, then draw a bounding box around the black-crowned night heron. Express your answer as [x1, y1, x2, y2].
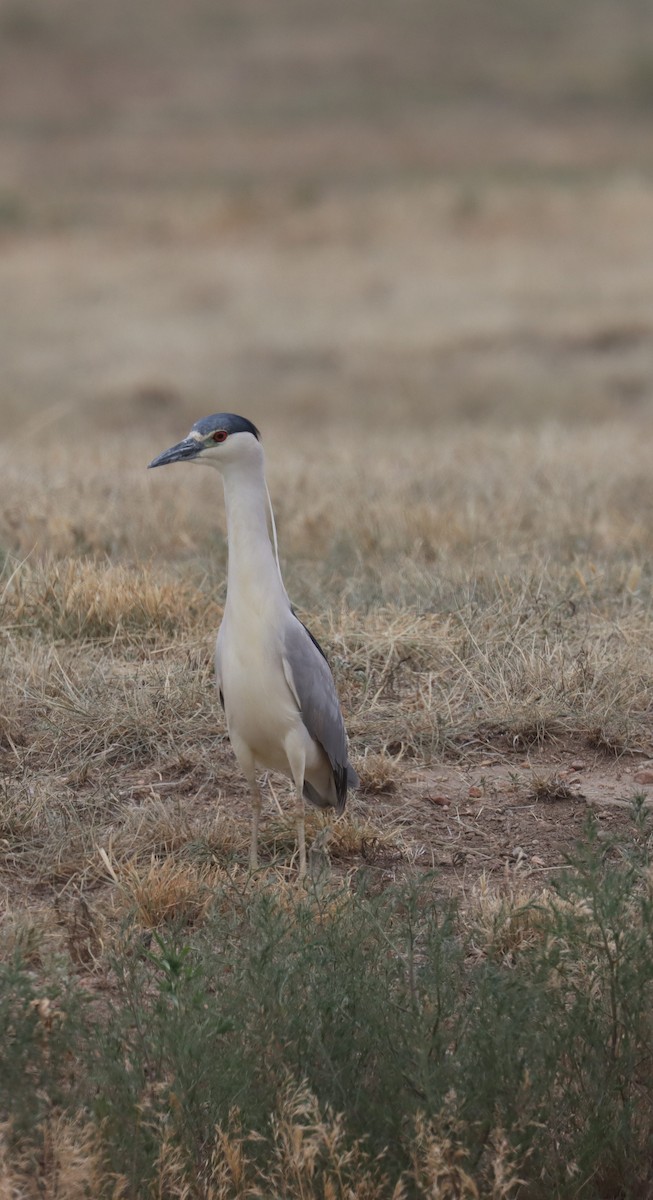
[149, 413, 358, 878]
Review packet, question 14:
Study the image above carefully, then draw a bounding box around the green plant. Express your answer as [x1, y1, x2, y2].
[2, 812, 653, 1194]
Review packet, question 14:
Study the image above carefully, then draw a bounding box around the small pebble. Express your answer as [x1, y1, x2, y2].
[468, 786, 483, 798]
[634, 770, 653, 785]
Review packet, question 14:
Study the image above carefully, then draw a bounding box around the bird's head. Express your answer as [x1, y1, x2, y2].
[148, 413, 261, 472]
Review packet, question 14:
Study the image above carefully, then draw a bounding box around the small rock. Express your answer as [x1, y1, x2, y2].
[570, 761, 585, 771]
[468, 786, 483, 798]
[634, 770, 653, 785]
[511, 845, 526, 861]
[427, 795, 450, 806]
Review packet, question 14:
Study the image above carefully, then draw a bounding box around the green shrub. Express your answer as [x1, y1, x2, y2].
[1, 808, 653, 1196]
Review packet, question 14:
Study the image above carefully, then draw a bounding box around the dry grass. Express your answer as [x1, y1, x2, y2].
[462, 873, 554, 964]
[1, 556, 218, 641]
[408, 1113, 524, 1200]
[356, 752, 400, 797]
[135, 1077, 525, 1200]
[101, 852, 224, 928]
[528, 773, 577, 805]
[2, 330, 653, 968]
[0, 1081, 524, 1200]
[13, 425, 653, 749]
[255, 803, 406, 869]
[0, 1117, 111, 1200]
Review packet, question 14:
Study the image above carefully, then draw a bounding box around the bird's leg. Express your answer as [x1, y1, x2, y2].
[233, 743, 262, 874]
[284, 733, 307, 881]
[249, 782, 262, 872]
[295, 785, 307, 881]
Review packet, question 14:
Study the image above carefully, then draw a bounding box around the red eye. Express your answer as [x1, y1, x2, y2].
[212, 430, 228, 443]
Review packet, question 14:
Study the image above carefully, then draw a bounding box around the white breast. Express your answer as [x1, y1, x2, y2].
[217, 602, 302, 774]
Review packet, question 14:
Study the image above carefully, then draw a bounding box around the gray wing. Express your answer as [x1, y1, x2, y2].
[282, 614, 354, 812]
[215, 625, 225, 711]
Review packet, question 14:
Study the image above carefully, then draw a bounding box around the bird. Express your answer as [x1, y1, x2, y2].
[148, 413, 358, 878]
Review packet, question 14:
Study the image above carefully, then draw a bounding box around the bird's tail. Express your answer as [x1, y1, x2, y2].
[347, 763, 360, 790]
[303, 761, 359, 814]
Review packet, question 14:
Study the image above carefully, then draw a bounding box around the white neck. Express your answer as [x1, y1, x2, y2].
[220, 453, 288, 613]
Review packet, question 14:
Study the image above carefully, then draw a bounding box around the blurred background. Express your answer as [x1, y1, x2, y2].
[2, 0, 653, 442]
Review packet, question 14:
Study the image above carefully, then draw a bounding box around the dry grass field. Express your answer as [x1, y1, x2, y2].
[2, 1, 653, 1195]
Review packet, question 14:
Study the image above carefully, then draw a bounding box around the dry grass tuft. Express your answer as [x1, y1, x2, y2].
[328, 810, 406, 865]
[586, 725, 632, 756]
[409, 1113, 524, 1200]
[356, 752, 399, 796]
[116, 795, 210, 860]
[462, 874, 552, 964]
[102, 852, 224, 928]
[159, 1078, 400, 1200]
[257, 804, 405, 869]
[0, 636, 219, 778]
[112, 794, 251, 868]
[0, 904, 63, 967]
[262, 1078, 396, 1200]
[181, 810, 254, 867]
[528, 773, 577, 804]
[0, 1117, 112, 1200]
[2, 556, 217, 641]
[53, 893, 105, 969]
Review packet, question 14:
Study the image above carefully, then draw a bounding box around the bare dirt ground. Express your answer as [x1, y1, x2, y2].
[378, 753, 653, 883]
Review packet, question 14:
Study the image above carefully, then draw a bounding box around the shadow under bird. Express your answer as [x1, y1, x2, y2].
[148, 413, 358, 878]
